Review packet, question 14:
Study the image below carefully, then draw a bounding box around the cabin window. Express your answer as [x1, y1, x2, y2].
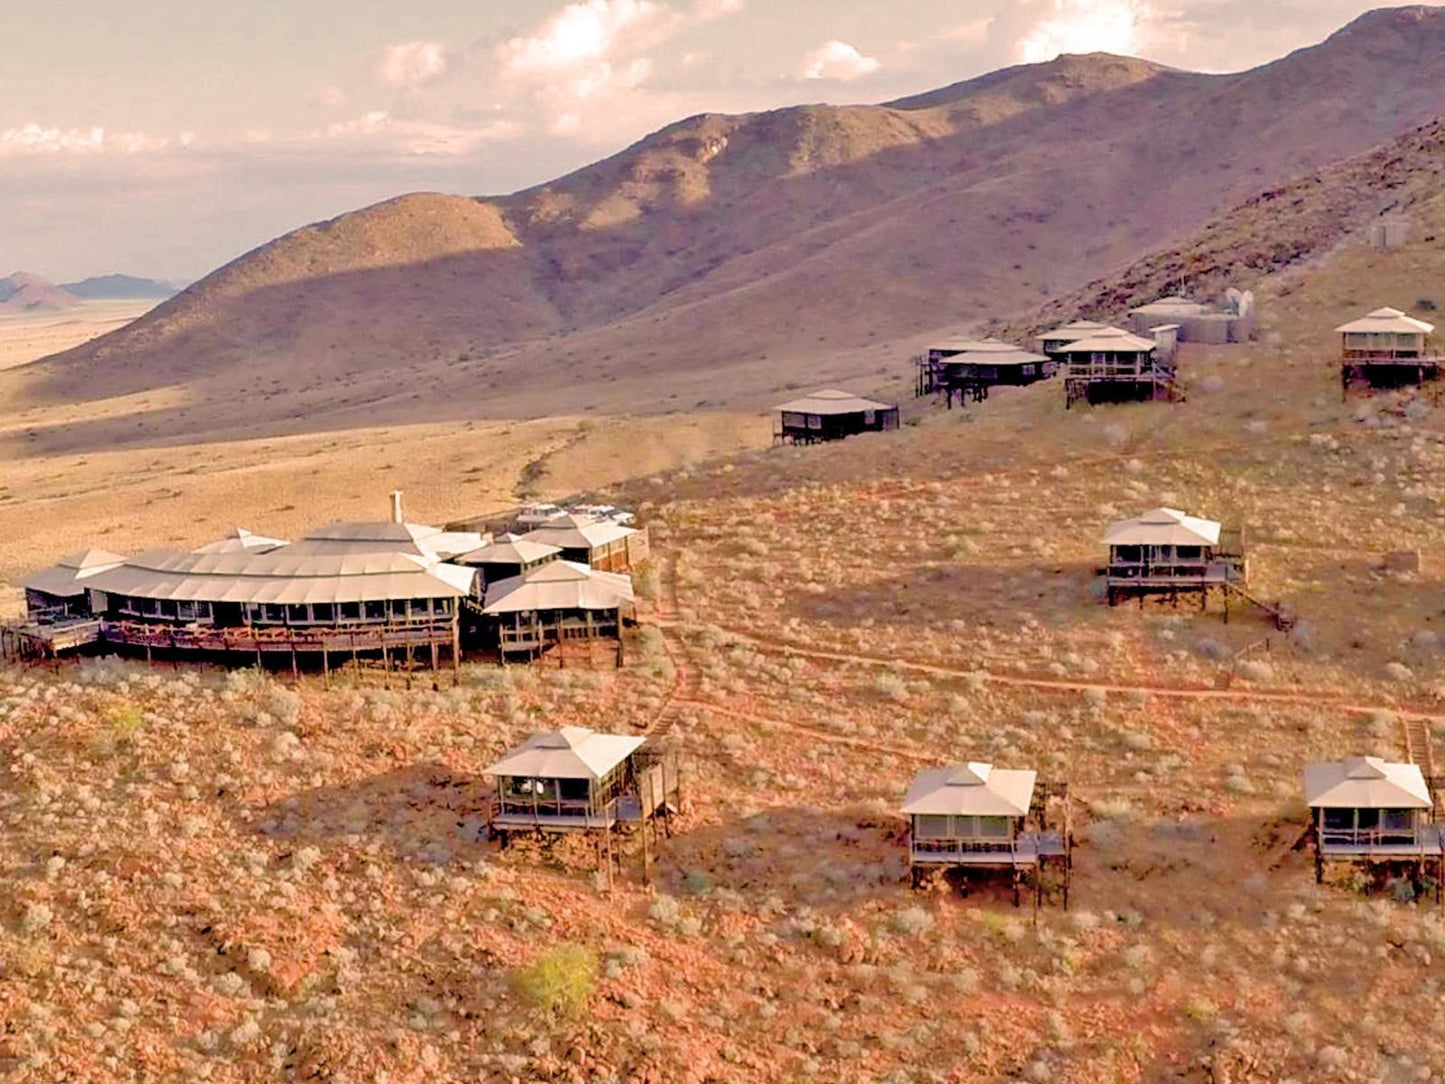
[1322, 808, 1353, 831]
[1382, 809, 1415, 831]
[1115, 545, 1142, 563]
[143, 598, 161, 616]
[807, 414, 822, 430]
[312, 603, 334, 623]
[1022, 365, 1034, 377]
[287, 604, 309, 624]
[559, 778, 590, 803]
[340, 602, 361, 621]
[391, 599, 408, 618]
[914, 814, 951, 839]
[196, 602, 212, 620]
[1176, 546, 1202, 560]
[243, 603, 260, 623]
[364, 600, 387, 621]
[976, 816, 1010, 838]
[263, 604, 286, 624]
[161, 600, 180, 618]
[864, 410, 876, 425]
[177, 601, 196, 621]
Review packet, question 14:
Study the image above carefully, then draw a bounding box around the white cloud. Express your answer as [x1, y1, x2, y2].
[0, 123, 175, 156]
[801, 40, 882, 81]
[308, 110, 521, 156]
[380, 41, 449, 87]
[1015, 0, 1158, 62]
[693, 0, 745, 19]
[499, 0, 670, 75]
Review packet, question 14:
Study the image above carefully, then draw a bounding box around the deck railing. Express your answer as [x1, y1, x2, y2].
[102, 617, 457, 652]
[1318, 826, 1431, 851]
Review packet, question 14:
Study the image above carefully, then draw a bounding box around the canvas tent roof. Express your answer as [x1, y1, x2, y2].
[482, 560, 634, 615]
[1039, 320, 1110, 341]
[774, 389, 896, 415]
[1103, 508, 1221, 547]
[939, 348, 1050, 367]
[901, 762, 1037, 817]
[457, 539, 562, 566]
[929, 336, 1020, 354]
[289, 521, 485, 560]
[23, 549, 128, 597]
[80, 547, 476, 605]
[1130, 296, 1209, 316]
[1304, 756, 1431, 809]
[1052, 328, 1158, 353]
[483, 726, 645, 780]
[520, 515, 635, 552]
[192, 528, 288, 555]
[1335, 307, 1435, 335]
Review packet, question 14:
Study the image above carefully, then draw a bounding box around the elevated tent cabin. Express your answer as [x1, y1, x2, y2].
[483, 726, 678, 837]
[480, 559, 635, 661]
[916, 338, 1056, 405]
[518, 514, 642, 572]
[774, 389, 900, 444]
[1337, 307, 1439, 393]
[457, 538, 561, 586]
[903, 761, 1071, 906]
[1055, 327, 1178, 407]
[1304, 756, 1443, 889]
[1102, 508, 1247, 606]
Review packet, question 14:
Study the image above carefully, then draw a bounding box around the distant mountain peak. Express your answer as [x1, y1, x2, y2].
[0, 272, 80, 313]
[60, 274, 178, 301]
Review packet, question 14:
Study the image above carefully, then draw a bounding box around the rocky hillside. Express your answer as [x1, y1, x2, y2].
[20, 6, 1445, 443]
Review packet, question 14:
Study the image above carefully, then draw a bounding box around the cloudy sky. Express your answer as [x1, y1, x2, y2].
[0, 0, 1393, 283]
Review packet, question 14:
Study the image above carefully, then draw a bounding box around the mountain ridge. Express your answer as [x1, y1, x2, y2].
[20, 6, 1445, 447]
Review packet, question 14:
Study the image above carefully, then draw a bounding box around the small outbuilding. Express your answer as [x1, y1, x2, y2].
[774, 389, 901, 444]
[1304, 755, 1442, 890]
[902, 761, 1071, 907]
[519, 514, 642, 572]
[1337, 307, 1439, 394]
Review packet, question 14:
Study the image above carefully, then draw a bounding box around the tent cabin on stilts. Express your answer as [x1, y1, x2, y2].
[1336, 307, 1440, 396]
[1304, 755, 1444, 899]
[903, 761, 1072, 909]
[773, 389, 901, 444]
[482, 726, 681, 883]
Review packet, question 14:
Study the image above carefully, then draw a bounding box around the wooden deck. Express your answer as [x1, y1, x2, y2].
[910, 830, 1067, 867]
[1318, 825, 1445, 859]
[101, 618, 458, 653]
[1, 618, 103, 659]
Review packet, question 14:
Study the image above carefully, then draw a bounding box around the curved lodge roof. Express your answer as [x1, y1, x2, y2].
[519, 514, 635, 552]
[1103, 508, 1221, 547]
[1334, 307, 1435, 335]
[481, 560, 634, 615]
[774, 388, 896, 415]
[22, 549, 128, 597]
[78, 548, 476, 605]
[457, 539, 562, 565]
[902, 762, 1037, 817]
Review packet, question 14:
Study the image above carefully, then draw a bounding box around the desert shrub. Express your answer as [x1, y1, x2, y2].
[1236, 659, 1274, 683]
[514, 943, 598, 1018]
[889, 907, 935, 935]
[648, 894, 681, 927]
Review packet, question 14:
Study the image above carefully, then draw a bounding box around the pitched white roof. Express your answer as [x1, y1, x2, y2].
[192, 528, 288, 555]
[929, 336, 1020, 354]
[521, 515, 635, 552]
[482, 560, 634, 614]
[81, 548, 476, 605]
[484, 727, 645, 780]
[774, 388, 896, 415]
[1053, 327, 1158, 353]
[901, 762, 1037, 817]
[1103, 508, 1221, 547]
[1304, 756, 1431, 809]
[23, 549, 128, 597]
[938, 348, 1050, 367]
[457, 539, 562, 566]
[290, 521, 485, 560]
[1039, 320, 1110, 342]
[1335, 307, 1435, 335]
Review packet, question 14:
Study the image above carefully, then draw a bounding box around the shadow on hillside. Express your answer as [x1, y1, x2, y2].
[254, 762, 489, 865]
[779, 562, 1100, 628]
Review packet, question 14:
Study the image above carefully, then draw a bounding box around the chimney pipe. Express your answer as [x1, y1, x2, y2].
[390, 490, 404, 524]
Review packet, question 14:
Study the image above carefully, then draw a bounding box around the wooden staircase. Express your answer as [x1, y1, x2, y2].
[1222, 582, 1296, 631]
[1402, 716, 1445, 817]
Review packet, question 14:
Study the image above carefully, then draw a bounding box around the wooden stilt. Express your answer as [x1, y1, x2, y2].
[322, 645, 330, 688]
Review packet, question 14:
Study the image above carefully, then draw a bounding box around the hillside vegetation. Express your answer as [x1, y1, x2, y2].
[15, 6, 1445, 456]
